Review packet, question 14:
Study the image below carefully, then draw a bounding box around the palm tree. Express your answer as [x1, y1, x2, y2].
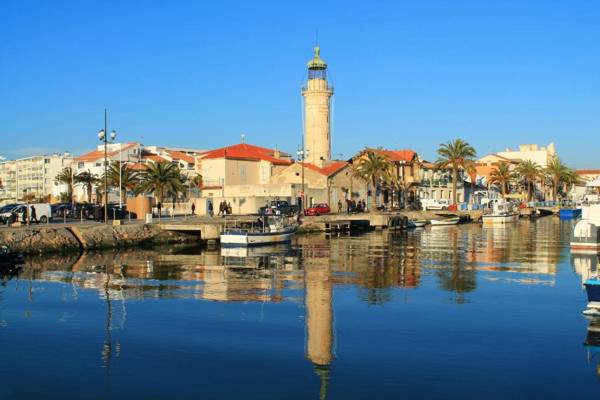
[105, 161, 140, 204]
[489, 162, 513, 198]
[74, 170, 100, 203]
[515, 160, 542, 202]
[136, 161, 186, 204]
[190, 173, 203, 188]
[354, 150, 394, 211]
[544, 156, 568, 201]
[55, 166, 75, 203]
[435, 139, 477, 205]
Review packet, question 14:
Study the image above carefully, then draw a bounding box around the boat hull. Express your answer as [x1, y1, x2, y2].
[585, 280, 600, 303]
[571, 220, 600, 253]
[220, 229, 296, 247]
[482, 213, 519, 224]
[559, 208, 582, 219]
[406, 220, 426, 228]
[430, 218, 459, 226]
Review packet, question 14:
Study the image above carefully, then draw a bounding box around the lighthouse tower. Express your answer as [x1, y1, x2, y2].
[302, 46, 334, 167]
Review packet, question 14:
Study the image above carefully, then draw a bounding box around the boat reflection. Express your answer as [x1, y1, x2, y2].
[584, 317, 600, 378]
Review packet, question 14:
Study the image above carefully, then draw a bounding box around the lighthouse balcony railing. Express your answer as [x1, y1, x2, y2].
[301, 84, 334, 93]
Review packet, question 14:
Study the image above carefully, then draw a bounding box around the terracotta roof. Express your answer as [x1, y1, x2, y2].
[364, 148, 417, 162]
[577, 169, 600, 175]
[200, 143, 292, 165]
[167, 150, 195, 164]
[142, 154, 168, 162]
[127, 163, 148, 171]
[75, 143, 138, 162]
[300, 161, 348, 176]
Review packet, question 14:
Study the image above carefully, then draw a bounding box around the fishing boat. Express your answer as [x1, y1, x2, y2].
[482, 200, 519, 224]
[406, 219, 427, 228]
[220, 216, 297, 247]
[430, 215, 460, 226]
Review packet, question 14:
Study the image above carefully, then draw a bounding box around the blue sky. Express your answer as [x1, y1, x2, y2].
[1, 0, 599, 167]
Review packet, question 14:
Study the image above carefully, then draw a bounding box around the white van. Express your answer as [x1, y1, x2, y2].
[421, 199, 450, 211]
[1, 203, 52, 224]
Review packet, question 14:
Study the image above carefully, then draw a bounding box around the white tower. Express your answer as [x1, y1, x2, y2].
[302, 46, 333, 167]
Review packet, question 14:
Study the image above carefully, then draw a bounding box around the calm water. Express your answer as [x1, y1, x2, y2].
[1, 218, 599, 399]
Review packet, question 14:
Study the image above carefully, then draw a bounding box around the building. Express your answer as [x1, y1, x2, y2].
[302, 46, 334, 168]
[73, 142, 141, 202]
[495, 143, 556, 168]
[0, 153, 73, 203]
[194, 142, 295, 214]
[418, 161, 466, 204]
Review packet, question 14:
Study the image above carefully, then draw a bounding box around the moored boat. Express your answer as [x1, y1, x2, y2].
[220, 216, 297, 247]
[583, 278, 600, 316]
[430, 215, 460, 226]
[482, 200, 519, 224]
[406, 219, 426, 228]
[571, 204, 600, 253]
[559, 208, 582, 219]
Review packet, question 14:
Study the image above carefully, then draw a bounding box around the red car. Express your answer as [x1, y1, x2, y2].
[304, 203, 331, 216]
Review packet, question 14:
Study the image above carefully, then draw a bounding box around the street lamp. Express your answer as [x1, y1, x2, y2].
[98, 109, 117, 224]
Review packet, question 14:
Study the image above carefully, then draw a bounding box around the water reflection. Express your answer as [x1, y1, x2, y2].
[1, 217, 584, 398]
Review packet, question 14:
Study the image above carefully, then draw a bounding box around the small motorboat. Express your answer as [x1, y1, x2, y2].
[584, 278, 600, 316]
[430, 215, 460, 226]
[406, 219, 427, 228]
[482, 200, 519, 224]
[559, 208, 582, 219]
[220, 216, 297, 247]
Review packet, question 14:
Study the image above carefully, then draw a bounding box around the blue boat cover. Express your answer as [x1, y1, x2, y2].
[584, 279, 600, 286]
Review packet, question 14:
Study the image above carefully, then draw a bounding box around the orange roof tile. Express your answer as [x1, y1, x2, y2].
[300, 161, 348, 176]
[200, 143, 292, 165]
[577, 169, 600, 175]
[167, 150, 195, 164]
[363, 148, 417, 162]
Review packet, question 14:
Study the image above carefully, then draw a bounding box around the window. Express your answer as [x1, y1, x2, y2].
[95, 162, 102, 167]
[44, 158, 50, 164]
[78, 162, 84, 169]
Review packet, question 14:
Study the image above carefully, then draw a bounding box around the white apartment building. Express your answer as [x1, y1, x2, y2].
[0, 154, 73, 204]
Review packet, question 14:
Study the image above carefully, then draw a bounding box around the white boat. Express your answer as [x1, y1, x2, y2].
[430, 215, 460, 226]
[220, 216, 297, 247]
[482, 200, 519, 224]
[571, 203, 600, 253]
[406, 219, 427, 228]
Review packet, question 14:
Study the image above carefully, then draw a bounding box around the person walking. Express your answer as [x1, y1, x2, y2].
[157, 202, 162, 218]
[226, 202, 232, 215]
[208, 201, 214, 218]
[30, 205, 39, 224]
[338, 200, 343, 214]
[191, 202, 196, 215]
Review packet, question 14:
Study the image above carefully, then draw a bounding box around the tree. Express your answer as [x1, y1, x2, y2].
[136, 161, 186, 204]
[515, 160, 542, 202]
[489, 161, 513, 198]
[75, 170, 100, 203]
[544, 156, 569, 201]
[435, 139, 477, 205]
[105, 161, 140, 204]
[55, 166, 75, 203]
[190, 173, 203, 188]
[354, 150, 394, 211]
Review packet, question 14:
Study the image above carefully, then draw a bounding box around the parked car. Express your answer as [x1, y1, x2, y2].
[258, 200, 298, 216]
[51, 203, 75, 219]
[421, 199, 450, 211]
[304, 203, 331, 216]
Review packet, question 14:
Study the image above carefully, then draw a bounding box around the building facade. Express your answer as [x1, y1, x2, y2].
[495, 143, 556, 168]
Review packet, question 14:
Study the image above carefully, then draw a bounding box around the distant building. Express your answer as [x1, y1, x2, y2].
[0, 153, 73, 204]
[495, 142, 556, 168]
[418, 161, 467, 203]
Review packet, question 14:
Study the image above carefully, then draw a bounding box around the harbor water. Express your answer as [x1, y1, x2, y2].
[1, 217, 599, 399]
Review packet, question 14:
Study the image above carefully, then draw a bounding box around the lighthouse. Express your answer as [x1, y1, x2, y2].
[302, 46, 334, 167]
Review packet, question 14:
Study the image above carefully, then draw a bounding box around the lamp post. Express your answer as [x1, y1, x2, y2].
[98, 109, 117, 224]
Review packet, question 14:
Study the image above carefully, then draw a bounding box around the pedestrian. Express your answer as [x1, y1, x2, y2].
[217, 201, 223, 216]
[157, 201, 162, 217]
[227, 202, 232, 215]
[208, 201, 214, 218]
[338, 200, 343, 214]
[30, 205, 39, 224]
[191, 202, 196, 215]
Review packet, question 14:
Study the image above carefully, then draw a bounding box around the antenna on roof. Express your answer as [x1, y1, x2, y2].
[241, 133, 246, 144]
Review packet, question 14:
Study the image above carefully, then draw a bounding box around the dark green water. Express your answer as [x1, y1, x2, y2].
[0, 218, 598, 399]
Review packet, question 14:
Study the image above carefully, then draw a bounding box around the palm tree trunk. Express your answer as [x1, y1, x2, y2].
[370, 176, 378, 211]
[501, 181, 506, 198]
[452, 167, 458, 205]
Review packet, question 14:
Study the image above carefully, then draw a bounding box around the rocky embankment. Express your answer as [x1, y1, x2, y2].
[0, 224, 198, 254]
